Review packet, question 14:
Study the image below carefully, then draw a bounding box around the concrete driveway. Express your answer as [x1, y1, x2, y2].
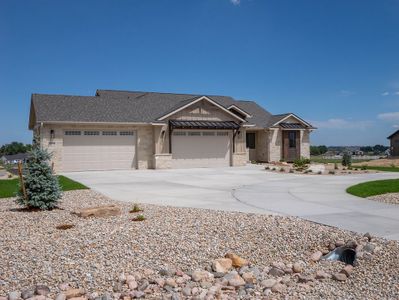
[64, 165, 399, 240]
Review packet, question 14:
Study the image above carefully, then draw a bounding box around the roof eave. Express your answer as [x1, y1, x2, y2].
[157, 96, 246, 123]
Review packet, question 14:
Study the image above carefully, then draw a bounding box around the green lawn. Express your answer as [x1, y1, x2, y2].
[0, 175, 88, 198]
[347, 179, 399, 198]
[359, 166, 399, 172]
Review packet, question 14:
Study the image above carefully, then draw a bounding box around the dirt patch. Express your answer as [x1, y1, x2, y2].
[353, 158, 399, 167]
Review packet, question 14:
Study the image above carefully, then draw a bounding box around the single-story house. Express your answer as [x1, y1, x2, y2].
[0, 153, 29, 164]
[28, 90, 315, 172]
[388, 130, 399, 157]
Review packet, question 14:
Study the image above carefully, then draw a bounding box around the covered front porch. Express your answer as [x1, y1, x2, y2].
[246, 123, 311, 163]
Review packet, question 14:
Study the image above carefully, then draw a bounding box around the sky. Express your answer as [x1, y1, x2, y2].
[1, 0, 399, 146]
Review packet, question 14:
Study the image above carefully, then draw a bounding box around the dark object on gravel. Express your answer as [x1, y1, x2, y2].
[323, 247, 356, 265]
[56, 224, 75, 230]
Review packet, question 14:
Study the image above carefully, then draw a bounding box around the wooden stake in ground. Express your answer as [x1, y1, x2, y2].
[18, 161, 28, 205]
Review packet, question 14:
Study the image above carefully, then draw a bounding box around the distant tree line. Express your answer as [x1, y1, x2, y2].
[0, 142, 32, 156]
[359, 145, 389, 154]
[311, 144, 389, 156]
[310, 145, 328, 156]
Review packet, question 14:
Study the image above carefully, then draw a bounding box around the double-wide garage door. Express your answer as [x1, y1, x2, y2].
[172, 130, 231, 168]
[63, 130, 136, 172]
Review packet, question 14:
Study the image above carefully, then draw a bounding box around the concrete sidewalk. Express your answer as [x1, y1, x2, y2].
[64, 165, 399, 240]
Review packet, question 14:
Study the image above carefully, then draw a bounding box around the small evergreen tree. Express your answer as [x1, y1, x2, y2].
[342, 152, 352, 167]
[16, 141, 62, 210]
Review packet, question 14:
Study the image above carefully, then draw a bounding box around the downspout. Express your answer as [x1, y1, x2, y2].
[233, 129, 238, 153]
[168, 120, 173, 154]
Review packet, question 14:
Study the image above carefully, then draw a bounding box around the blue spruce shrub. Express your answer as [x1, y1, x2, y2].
[16, 144, 62, 210]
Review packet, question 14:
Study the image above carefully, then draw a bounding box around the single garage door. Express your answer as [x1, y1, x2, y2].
[172, 130, 231, 168]
[63, 130, 136, 172]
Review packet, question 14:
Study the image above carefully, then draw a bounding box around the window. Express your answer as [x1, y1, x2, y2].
[84, 131, 100, 136]
[216, 132, 228, 136]
[119, 131, 134, 136]
[65, 131, 81, 136]
[102, 131, 117, 136]
[202, 131, 215, 136]
[246, 132, 256, 149]
[188, 131, 201, 136]
[173, 131, 186, 136]
[289, 131, 297, 148]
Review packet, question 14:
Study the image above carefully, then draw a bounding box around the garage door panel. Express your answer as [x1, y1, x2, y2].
[63, 132, 136, 172]
[172, 131, 231, 168]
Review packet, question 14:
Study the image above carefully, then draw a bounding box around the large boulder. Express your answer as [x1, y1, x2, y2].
[73, 205, 121, 218]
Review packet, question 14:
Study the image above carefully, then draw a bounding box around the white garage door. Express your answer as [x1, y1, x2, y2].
[63, 130, 136, 172]
[172, 130, 231, 168]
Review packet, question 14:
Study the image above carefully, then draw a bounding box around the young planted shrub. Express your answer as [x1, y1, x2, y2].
[342, 152, 352, 167]
[16, 144, 61, 210]
[293, 157, 311, 171]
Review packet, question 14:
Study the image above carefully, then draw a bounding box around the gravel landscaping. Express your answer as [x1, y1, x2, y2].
[1, 190, 399, 299]
[368, 192, 399, 205]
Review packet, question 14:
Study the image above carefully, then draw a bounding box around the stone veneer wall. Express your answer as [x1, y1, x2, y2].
[232, 152, 247, 166]
[255, 130, 269, 162]
[153, 154, 172, 169]
[300, 130, 311, 159]
[268, 129, 282, 162]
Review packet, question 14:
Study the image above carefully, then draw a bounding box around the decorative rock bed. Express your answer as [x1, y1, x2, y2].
[368, 192, 399, 205]
[0, 190, 398, 299]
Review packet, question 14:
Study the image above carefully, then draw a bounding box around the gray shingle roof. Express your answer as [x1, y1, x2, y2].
[29, 90, 312, 129]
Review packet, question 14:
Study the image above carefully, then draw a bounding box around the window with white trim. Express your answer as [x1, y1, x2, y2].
[188, 131, 201, 136]
[119, 131, 134, 136]
[84, 131, 100, 136]
[102, 131, 117, 136]
[65, 131, 81, 136]
[216, 131, 228, 136]
[173, 131, 186, 136]
[202, 131, 215, 136]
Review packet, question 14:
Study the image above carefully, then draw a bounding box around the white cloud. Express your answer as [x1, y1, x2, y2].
[382, 91, 390, 96]
[395, 91, 399, 95]
[339, 90, 355, 97]
[377, 112, 399, 122]
[310, 118, 373, 130]
[230, 0, 240, 5]
[394, 125, 399, 128]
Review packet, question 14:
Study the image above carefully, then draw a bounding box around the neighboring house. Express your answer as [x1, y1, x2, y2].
[388, 130, 399, 157]
[28, 90, 315, 172]
[0, 153, 29, 164]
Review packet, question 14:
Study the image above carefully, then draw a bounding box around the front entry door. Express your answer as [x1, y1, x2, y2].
[283, 131, 300, 162]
